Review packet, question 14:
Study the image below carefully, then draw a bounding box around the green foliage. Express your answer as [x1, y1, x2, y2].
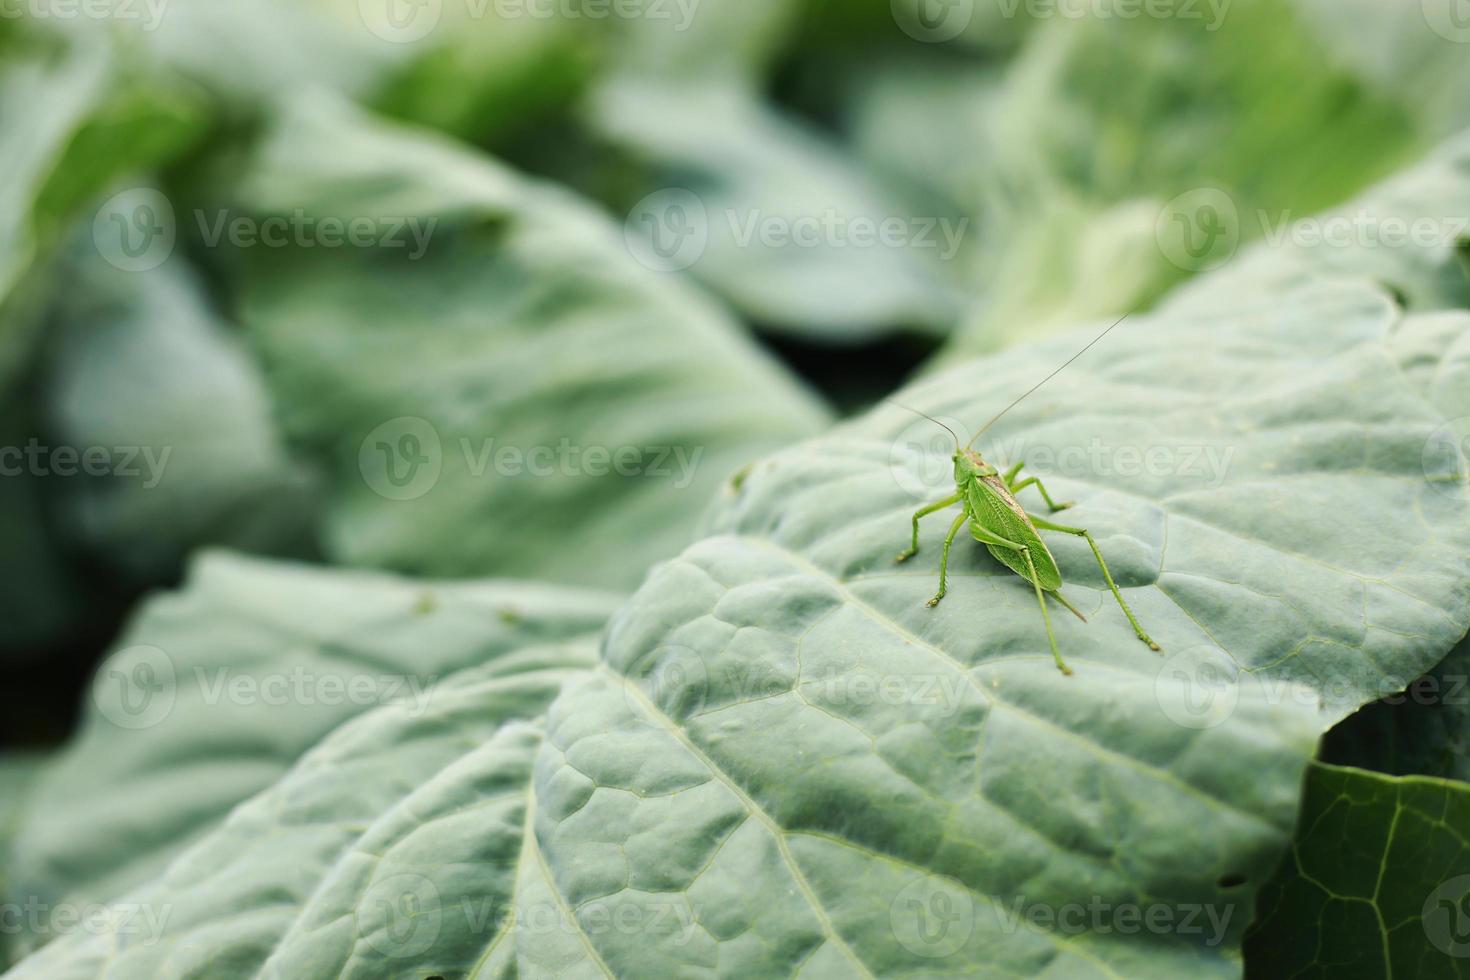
[3, 2, 1470, 977]
[229, 94, 830, 588]
[1245, 763, 1470, 979]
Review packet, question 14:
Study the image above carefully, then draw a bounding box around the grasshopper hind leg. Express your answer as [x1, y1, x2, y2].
[1030, 515, 1161, 652]
[1022, 549, 1071, 676]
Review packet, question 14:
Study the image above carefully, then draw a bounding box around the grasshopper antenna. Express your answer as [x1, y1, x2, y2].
[889, 401, 961, 452]
[967, 313, 1132, 449]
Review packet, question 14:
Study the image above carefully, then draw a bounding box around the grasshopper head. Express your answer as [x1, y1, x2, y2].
[954, 449, 997, 481]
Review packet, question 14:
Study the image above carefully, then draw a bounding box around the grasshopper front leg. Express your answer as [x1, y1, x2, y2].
[926, 512, 969, 607]
[1029, 515, 1160, 651]
[897, 493, 960, 562]
[1005, 462, 1072, 512]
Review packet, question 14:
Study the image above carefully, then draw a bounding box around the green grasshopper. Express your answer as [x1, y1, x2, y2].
[895, 316, 1159, 675]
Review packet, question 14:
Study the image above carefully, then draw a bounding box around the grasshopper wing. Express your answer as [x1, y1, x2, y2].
[965, 476, 1063, 591]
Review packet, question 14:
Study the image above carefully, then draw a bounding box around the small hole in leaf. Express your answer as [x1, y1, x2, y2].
[1217, 872, 1247, 889]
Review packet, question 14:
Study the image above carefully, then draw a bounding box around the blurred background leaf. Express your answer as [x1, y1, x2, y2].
[213, 93, 831, 588]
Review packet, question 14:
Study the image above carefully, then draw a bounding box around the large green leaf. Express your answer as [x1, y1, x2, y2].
[18, 275, 1470, 978]
[516, 283, 1466, 975]
[223, 94, 829, 590]
[1244, 763, 1470, 979]
[39, 245, 318, 586]
[3, 551, 618, 954]
[5, 659, 592, 979]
